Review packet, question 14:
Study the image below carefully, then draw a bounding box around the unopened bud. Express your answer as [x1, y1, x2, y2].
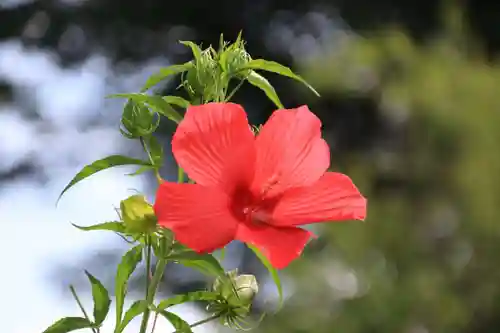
[185, 48, 219, 98]
[120, 195, 157, 233]
[234, 274, 259, 304]
[121, 100, 158, 138]
[212, 269, 259, 306]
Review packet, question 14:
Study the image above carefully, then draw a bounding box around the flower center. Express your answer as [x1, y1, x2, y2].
[242, 206, 270, 225]
[231, 185, 276, 225]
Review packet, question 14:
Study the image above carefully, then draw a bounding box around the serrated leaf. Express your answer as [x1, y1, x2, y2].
[84, 271, 111, 325]
[163, 96, 191, 109]
[141, 63, 193, 92]
[155, 309, 192, 333]
[246, 71, 284, 109]
[243, 59, 320, 97]
[58, 155, 151, 204]
[117, 300, 148, 333]
[115, 245, 143, 332]
[157, 291, 220, 310]
[42, 317, 93, 333]
[168, 252, 224, 277]
[248, 245, 283, 310]
[72, 222, 125, 233]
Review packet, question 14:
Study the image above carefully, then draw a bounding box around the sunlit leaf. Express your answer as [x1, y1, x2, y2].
[157, 291, 220, 310]
[84, 271, 111, 325]
[168, 252, 225, 277]
[155, 309, 192, 333]
[141, 62, 193, 92]
[114, 245, 143, 332]
[246, 71, 284, 109]
[58, 155, 151, 204]
[243, 59, 320, 97]
[117, 300, 148, 333]
[72, 222, 125, 233]
[42, 317, 93, 333]
[248, 245, 283, 310]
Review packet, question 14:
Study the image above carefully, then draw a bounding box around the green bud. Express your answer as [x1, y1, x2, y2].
[219, 38, 251, 78]
[121, 100, 159, 138]
[212, 269, 259, 306]
[234, 274, 259, 304]
[185, 48, 220, 99]
[208, 269, 259, 328]
[120, 195, 157, 233]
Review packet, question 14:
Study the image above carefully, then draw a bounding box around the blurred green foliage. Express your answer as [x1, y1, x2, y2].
[258, 3, 500, 333]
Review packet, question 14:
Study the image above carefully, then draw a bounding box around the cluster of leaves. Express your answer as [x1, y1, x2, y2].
[45, 34, 318, 333]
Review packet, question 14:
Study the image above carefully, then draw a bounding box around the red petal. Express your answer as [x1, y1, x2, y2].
[252, 105, 330, 199]
[271, 172, 367, 226]
[236, 223, 313, 269]
[154, 182, 238, 253]
[172, 103, 255, 193]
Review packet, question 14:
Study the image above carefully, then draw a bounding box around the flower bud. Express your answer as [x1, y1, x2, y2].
[234, 274, 259, 304]
[185, 48, 219, 99]
[120, 195, 157, 233]
[212, 269, 259, 306]
[219, 40, 251, 78]
[121, 100, 159, 138]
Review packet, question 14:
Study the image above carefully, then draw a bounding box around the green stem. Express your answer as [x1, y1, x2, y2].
[69, 285, 98, 333]
[170, 314, 221, 333]
[225, 79, 245, 102]
[138, 258, 167, 333]
[138, 237, 153, 333]
[149, 312, 160, 333]
[140, 136, 162, 183]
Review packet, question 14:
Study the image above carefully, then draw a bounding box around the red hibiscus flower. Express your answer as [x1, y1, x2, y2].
[154, 103, 367, 269]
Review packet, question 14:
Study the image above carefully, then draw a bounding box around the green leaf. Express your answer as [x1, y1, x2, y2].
[115, 245, 143, 332]
[168, 252, 225, 277]
[117, 300, 148, 333]
[72, 222, 125, 233]
[154, 105, 183, 124]
[243, 59, 320, 97]
[109, 93, 183, 124]
[84, 271, 111, 325]
[155, 309, 192, 333]
[42, 317, 93, 333]
[180, 41, 203, 66]
[141, 63, 193, 92]
[246, 71, 284, 109]
[157, 291, 220, 310]
[58, 155, 151, 204]
[126, 165, 155, 176]
[248, 245, 283, 310]
[163, 96, 191, 109]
